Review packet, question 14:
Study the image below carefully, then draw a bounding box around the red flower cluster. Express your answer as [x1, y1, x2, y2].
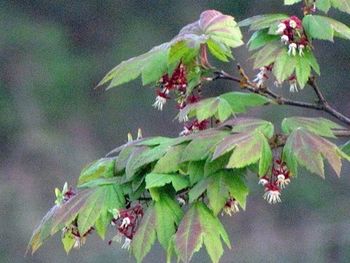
[110, 204, 144, 249]
[153, 64, 187, 111]
[62, 222, 94, 249]
[180, 119, 209, 136]
[276, 16, 309, 56]
[259, 159, 291, 204]
[63, 187, 76, 202]
[222, 197, 240, 216]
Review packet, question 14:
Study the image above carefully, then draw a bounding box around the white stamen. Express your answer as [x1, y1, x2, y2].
[298, 44, 305, 56]
[121, 238, 132, 250]
[179, 127, 191, 136]
[152, 96, 167, 111]
[222, 201, 240, 216]
[281, 35, 289, 45]
[288, 43, 297, 56]
[263, 190, 282, 204]
[289, 20, 297, 29]
[277, 174, 291, 189]
[176, 197, 186, 206]
[258, 178, 269, 186]
[276, 23, 286, 34]
[289, 79, 299, 93]
[120, 217, 131, 229]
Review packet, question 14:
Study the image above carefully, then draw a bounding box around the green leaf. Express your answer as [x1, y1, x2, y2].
[273, 49, 296, 83]
[78, 185, 125, 234]
[61, 232, 75, 254]
[168, 41, 199, 69]
[181, 131, 228, 162]
[187, 161, 205, 186]
[174, 202, 231, 263]
[283, 128, 350, 177]
[284, 0, 302, 4]
[179, 92, 271, 123]
[321, 16, 350, 40]
[247, 29, 280, 51]
[252, 41, 283, 68]
[282, 117, 344, 138]
[141, 48, 168, 85]
[302, 15, 334, 41]
[213, 131, 273, 176]
[155, 193, 183, 250]
[200, 10, 243, 48]
[99, 43, 169, 89]
[295, 55, 311, 88]
[94, 210, 112, 240]
[132, 204, 157, 263]
[207, 39, 233, 62]
[126, 145, 168, 179]
[304, 49, 320, 75]
[316, 0, 331, 13]
[206, 170, 249, 214]
[204, 153, 231, 177]
[330, 0, 350, 14]
[78, 158, 115, 186]
[99, 10, 243, 89]
[27, 188, 95, 254]
[222, 117, 275, 139]
[239, 14, 289, 31]
[153, 144, 187, 173]
[145, 173, 189, 192]
[341, 140, 350, 155]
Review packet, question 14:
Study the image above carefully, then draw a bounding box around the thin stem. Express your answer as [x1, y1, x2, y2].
[308, 77, 350, 125]
[213, 69, 350, 127]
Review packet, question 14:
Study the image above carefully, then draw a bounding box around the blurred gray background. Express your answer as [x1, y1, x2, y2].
[1, 1, 350, 262]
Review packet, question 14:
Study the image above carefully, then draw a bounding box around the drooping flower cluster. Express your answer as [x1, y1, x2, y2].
[109, 204, 144, 250]
[180, 119, 209, 136]
[62, 222, 94, 249]
[153, 63, 187, 111]
[222, 197, 240, 216]
[276, 16, 309, 57]
[273, 159, 291, 189]
[253, 64, 273, 87]
[259, 159, 291, 204]
[54, 183, 94, 250]
[54, 182, 76, 206]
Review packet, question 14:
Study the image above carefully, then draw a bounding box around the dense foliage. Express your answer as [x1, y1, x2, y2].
[28, 2, 350, 263]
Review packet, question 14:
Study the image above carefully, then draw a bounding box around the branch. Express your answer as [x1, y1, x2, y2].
[308, 77, 350, 125]
[213, 68, 350, 126]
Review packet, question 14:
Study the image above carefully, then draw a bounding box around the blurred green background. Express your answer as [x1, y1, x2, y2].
[1, 1, 350, 262]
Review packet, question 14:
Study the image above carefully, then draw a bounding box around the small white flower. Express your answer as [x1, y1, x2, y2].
[253, 67, 267, 87]
[289, 20, 297, 29]
[288, 43, 297, 56]
[274, 80, 282, 87]
[178, 112, 189, 122]
[298, 44, 305, 56]
[222, 200, 240, 216]
[277, 174, 291, 189]
[276, 23, 286, 34]
[281, 35, 289, 45]
[121, 238, 132, 250]
[73, 236, 86, 249]
[152, 96, 167, 111]
[120, 217, 131, 229]
[179, 127, 191, 136]
[289, 79, 299, 93]
[111, 233, 123, 243]
[263, 190, 282, 204]
[176, 196, 186, 206]
[258, 178, 269, 186]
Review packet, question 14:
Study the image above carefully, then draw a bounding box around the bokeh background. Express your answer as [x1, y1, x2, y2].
[1, 1, 350, 262]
